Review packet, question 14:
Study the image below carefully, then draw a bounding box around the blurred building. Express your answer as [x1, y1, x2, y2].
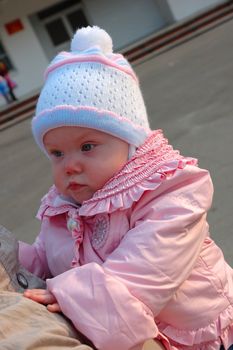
[0, 0, 228, 105]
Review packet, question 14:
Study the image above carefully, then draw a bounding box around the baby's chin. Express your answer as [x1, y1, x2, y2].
[58, 185, 98, 204]
[69, 189, 96, 204]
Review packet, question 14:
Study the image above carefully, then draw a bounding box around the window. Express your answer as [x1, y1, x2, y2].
[45, 18, 70, 46]
[67, 9, 89, 31]
[38, 0, 89, 47]
[37, 0, 80, 20]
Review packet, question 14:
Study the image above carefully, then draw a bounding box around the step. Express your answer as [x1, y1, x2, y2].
[0, 95, 38, 130]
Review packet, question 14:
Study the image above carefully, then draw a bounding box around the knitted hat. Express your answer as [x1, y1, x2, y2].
[32, 26, 151, 152]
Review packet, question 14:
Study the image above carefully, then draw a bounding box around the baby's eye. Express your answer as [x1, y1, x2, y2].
[81, 143, 95, 152]
[50, 150, 64, 158]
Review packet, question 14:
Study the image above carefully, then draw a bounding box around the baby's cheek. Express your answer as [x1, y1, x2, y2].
[54, 174, 65, 193]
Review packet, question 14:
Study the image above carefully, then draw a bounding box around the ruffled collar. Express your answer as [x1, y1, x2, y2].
[37, 130, 197, 219]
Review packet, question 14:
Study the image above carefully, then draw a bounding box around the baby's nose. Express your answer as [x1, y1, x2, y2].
[65, 154, 82, 174]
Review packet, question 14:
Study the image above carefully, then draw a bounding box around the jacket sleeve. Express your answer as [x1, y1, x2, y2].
[18, 218, 51, 279]
[46, 165, 213, 350]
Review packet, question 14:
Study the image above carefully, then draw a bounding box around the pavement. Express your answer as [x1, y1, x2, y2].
[0, 17, 233, 265]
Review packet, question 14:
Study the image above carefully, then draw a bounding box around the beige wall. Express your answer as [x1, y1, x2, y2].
[0, 0, 58, 22]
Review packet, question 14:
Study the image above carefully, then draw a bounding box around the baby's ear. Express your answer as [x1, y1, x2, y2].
[0, 225, 46, 292]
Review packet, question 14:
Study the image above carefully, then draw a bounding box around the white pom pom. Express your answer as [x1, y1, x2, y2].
[71, 26, 113, 54]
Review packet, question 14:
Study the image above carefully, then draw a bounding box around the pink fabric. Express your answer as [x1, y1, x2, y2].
[4, 74, 17, 89]
[19, 131, 233, 350]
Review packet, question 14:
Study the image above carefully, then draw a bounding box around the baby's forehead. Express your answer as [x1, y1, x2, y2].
[43, 126, 122, 145]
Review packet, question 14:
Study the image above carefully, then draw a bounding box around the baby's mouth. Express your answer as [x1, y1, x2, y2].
[68, 182, 85, 191]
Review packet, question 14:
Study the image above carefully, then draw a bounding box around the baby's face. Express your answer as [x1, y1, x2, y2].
[43, 126, 129, 203]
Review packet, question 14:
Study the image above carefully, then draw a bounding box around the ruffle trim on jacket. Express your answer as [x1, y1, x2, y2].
[36, 130, 198, 219]
[79, 130, 197, 216]
[157, 303, 233, 350]
[36, 186, 79, 220]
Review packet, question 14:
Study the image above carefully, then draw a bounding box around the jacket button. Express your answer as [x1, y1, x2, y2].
[16, 272, 28, 289]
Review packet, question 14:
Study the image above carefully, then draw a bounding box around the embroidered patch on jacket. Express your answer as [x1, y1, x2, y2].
[91, 214, 109, 250]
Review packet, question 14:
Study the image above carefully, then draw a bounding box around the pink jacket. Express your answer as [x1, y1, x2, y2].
[19, 131, 233, 350]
